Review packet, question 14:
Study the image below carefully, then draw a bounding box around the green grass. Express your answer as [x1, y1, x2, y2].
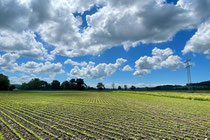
[126, 91, 210, 101]
[0, 90, 209, 139]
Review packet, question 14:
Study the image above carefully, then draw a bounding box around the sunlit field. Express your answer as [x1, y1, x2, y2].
[0, 91, 209, 139]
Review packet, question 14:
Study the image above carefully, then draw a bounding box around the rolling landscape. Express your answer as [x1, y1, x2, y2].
[1, 0, 210, 139]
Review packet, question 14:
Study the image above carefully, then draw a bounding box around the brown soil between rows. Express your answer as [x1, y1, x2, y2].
[0, 119, 19, 140]
[0, 111, 38, 140]
[0, 106, 75, 140]
[2, 103, 175, 139]
[2, 104, 125, 139]
[0, 105, 98, 139]
[1, 102, 208, 139]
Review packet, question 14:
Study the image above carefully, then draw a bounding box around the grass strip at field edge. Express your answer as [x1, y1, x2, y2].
[125, 91, 210, 102]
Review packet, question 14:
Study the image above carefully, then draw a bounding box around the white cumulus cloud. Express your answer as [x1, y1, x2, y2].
[9, 74, 56, 84]
[182, 20, 210, 56]
[134, 47, 185, 76]
[0, 53, 20, 72]
[122, 65, 133, 71]
[0, 53, 64, 76]
[0, 30, 53, 60]
[64, 59, 87, 66]
[1, 0, 210, 59]
[18, 61, 64, 75]
[69, 58, 127, 79]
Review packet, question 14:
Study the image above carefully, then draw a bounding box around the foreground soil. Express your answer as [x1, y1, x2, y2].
[0, 90, 209, 139]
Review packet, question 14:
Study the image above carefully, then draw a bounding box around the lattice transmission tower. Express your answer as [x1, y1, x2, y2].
[185, 59, 192, 84]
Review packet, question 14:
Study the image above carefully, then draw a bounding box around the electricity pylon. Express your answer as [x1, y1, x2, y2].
[185, 59, 192, 84]
[185, 59, 193, 92]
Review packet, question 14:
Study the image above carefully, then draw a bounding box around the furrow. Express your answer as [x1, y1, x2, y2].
[0, 117, 21, 140]
[0, 110, 38, 140]
[1, 103, 121, 139]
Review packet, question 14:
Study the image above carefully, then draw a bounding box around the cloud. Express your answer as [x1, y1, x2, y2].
[0, 53, 20, 72]
[122, 65, 133, 71]
[9, 74, 56, 84]
[64, 59, 87, 66]
[134, 47, 184, 76]
[9, 74, 32, 84]
[0, 0, 29, 32]
[19, 61, 64, 75]
[68, 0, 102, 14]
[0, 0, 54, 60]
[0, 52, 64, 76]
[1, 0, 210, 59]
[182, 20, 210, 56]
[69, 58, 127, 79]
[54, 0, 210, 57]
[0, 30, 53, 60]
[177, 0, 210, 20]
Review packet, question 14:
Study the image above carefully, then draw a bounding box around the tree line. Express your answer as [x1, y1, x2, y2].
[0, 74, 16, 90]
[19, 79, 136, 91]
[19, 78, 87, 90]
[0, 73, 137, 91]
[2, 73, 209, 91]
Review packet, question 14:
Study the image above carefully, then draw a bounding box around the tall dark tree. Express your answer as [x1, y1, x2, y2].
[76, 78, 86, 90]
[124, 85, 127, 90]
[27, 78, 42, 90]
[19, 82, 29, 90]
[97, 82, 105, 90]
[130, 85, 136, 91]
[69, 79, 76, 90]
[9, 85, 16, 91]
[40, 80, 50, 90]
[0, 74, 10, 90]
[51, 80, 60, 90]
[118, 86, 122, 90]
[61, 81, 70, 90]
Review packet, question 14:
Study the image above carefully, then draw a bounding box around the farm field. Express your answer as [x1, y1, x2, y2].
[0, 90, 209, 139]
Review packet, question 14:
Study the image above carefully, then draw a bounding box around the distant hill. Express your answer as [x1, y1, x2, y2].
[189, 81, 210, 86]
[10, 84, 20, 88]
[136, 80, 210, 91]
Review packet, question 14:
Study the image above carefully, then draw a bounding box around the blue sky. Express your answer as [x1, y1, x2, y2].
[0, 0, 210, 87]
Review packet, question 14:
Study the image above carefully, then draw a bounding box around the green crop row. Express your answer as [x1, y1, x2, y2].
[3, 102, 148, 138]
[1, 103, 115, 139]
[0, 103, 120, 139]
[0, 109, 44, 140]
[0, 133, 4, 140]
[0, 102, 185, 139]
[0, 90, 209, 139]
[1, 100, 205, 139]
[0, 115, 24, 140]
[0, 105, 79, 139]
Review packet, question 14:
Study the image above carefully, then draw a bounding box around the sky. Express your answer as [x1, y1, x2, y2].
[0, 0, 210, 88]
